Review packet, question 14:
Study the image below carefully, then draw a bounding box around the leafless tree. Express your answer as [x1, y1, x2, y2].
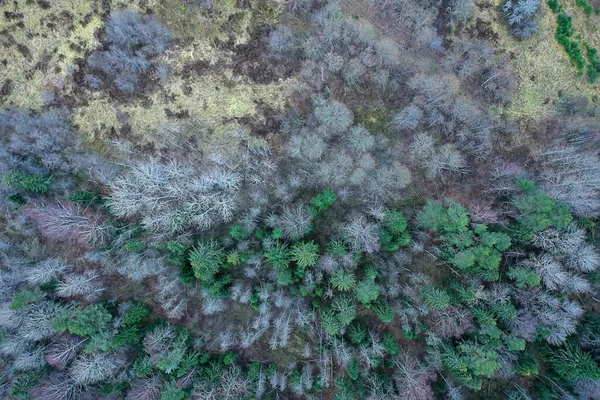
[24, 200, 110, 247]
[108, 160, 241, 234]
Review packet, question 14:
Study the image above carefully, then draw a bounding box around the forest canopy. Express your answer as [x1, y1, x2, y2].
[1, 0, 600, 399]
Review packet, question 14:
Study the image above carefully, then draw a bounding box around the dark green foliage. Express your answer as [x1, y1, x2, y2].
[419, 200, 510, 280]
[421, 287, 451, 310]
[373, 301, 394, 323]
[125, 239, 147, 253]
[512, 178, 572, 240]
[52, 303, 113, 338]
[229, 224, 251, 240]
[309, 189, 337, 217]
[577, 0, 594, 16]
[11, 368, 50, 399]
[167, 242, 195, 284]
[348, 321, 368, 344]
[554, 13, 585, 73]
[548, 0, 562, 13]
[6, 192, 26, 206]
[155, 327, 191, 374]
[382, 331, 400, 356]
[507, 266, 541, 288]
[10, 290, 43, 310]
[264, 241, 291, 269]
[176, 351, 200, 377]
[379, 210, 411, 251]
[332, 295, 357, 326]
[265, 241, 294, 285]
[516, 349, 539, 376]
[189, 241, 226, 282]
[418, 199, 470, 236]
[585, 42, 600, 83]
[347, 358, 360, 380]
[161, 380, 187, 400]
[541, 340, 600, 380]
[441, 342, 501, 391]
[39, 278, 58, 294]
[122, 302, 151, 326]
[321, 307, 343, 335]
[68, 190, 102, 207]
[2, 170, 53, 193]
[222, 351, 238, 366]
[328, 238, 349, 258]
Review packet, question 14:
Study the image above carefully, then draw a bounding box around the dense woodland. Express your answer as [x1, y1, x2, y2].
[1, 0, 600, 399]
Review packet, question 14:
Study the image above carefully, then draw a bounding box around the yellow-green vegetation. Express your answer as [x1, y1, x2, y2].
[149, 0, 283, 44]
[478, 1, 599, 121]
[0, 0, 104, 109]
[74, 72, 292, 156]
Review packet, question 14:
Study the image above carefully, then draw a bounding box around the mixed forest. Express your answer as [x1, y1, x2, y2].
[1, 0, 600, 399]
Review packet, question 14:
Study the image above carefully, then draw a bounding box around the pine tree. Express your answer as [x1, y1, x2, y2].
[189, 241, 226, 282]
[330, 269, 356, 292]
[421, 287, 451, 310]
[291, 241, 320, 269]
[373, 301, 394, 323]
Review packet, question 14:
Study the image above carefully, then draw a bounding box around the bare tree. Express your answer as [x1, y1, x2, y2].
[26, 258, 68, 286]
[108, 160, 241, 234]
[24, 201, 110, 247]
[393, 353, 437, 400]
[70, 351, 127, 385]
[342, 215, 381, 254]
[45, 335, 85, 370]
[538, 146, 600, 217]
[126, 375, 163, 400]
[56, 272, 106, 301]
